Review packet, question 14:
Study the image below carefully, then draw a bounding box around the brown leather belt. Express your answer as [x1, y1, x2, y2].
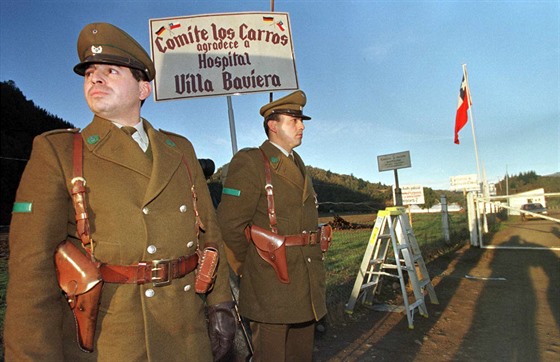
[100, 254, 198, 287]
[285, 230, 319, 246]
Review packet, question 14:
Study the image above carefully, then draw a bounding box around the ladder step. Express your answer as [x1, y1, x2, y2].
[375, 271, 398, 278]
[408, 298, 425, 311]
[360, 281, 379, 290]
[369, 258, 384, 265]
[364, 270, 396, 278]
[418, 278, 430, 288]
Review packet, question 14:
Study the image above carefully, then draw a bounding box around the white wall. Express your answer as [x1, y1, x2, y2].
[507, 188, 546, 215]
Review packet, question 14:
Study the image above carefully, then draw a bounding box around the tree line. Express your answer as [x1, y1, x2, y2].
[1, 80, 557, 225]
[1, 81, 74, 225]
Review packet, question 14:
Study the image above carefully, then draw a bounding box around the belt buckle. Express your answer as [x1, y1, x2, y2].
[309, 231, 318, 245]
[151, 259, 172, 287]
[303, 231, 318, 245]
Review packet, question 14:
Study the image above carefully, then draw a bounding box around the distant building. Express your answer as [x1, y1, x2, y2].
[508, 188, 546, 215]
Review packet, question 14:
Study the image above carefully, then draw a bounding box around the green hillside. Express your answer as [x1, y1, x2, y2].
[1, 81, 74, 225]
[1, 80, 557, 224]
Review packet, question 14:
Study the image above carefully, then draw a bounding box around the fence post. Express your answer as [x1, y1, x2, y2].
[467, 192, 479, 246]
[441, 195, 450, 243]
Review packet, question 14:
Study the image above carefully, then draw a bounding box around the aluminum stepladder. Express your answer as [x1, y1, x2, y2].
[345, 207, 439, 329]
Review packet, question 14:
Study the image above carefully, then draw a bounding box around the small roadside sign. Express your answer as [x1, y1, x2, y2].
[398, 184, 425, 205]
[377, 151, 411, 172]
[450, 174, 479, 191]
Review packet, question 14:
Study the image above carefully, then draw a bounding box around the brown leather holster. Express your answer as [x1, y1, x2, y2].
[54, 239, 103, 353]
[246, 224, 290, 284]
[195, 243, 219, 293]
[319, 224, 333, 252]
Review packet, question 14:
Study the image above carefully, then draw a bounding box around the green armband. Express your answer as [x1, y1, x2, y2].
[13, 202, 33, 213]
[222, 188, 241, 197]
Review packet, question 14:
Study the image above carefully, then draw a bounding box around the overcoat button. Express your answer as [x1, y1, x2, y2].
[183, 285, 191, 292]
[187, 241, 194, 248]
[147, 245, 157, 254]
[307, 257, 312, 263]
[179, 205, 187, 213]
[145, 289, 155, 298]
[142, 207, 149, 215]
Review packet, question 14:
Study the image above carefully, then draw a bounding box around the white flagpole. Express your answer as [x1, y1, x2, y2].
[462, 64, 482, 185]
[463, 64, 487, 245]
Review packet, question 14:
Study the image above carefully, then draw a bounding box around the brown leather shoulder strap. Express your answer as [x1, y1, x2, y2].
[258, 147, 277, 233]
[71, 133, 94, 256]
[181, 156, 205, 239]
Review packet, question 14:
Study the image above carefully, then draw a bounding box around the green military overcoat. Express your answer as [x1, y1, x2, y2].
[4, 116, 231, 361]
[217, 140, 327, 324]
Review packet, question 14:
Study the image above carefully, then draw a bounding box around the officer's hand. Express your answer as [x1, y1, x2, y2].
[207, 301, 237, 362]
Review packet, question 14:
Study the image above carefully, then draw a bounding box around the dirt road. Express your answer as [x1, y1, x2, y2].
[313, 218, 560, 361]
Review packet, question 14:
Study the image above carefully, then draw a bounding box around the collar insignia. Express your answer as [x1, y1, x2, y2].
[87, 135, 100, 144]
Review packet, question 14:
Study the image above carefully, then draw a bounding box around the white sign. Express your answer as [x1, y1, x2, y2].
[450, 174, 479, 191]
[377, 151, 411, 172]
[149, 12, 298, 101]
[398, 184, 425, 205]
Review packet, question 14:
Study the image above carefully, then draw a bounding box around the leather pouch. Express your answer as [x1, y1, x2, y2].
[248, 224, 290, 284]
[54, 240, 103, 353]
[195, 245, 219, 293]
[319, 224, 333, 252]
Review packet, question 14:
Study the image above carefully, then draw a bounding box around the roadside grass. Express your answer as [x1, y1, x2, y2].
[321, 212, 470, 318]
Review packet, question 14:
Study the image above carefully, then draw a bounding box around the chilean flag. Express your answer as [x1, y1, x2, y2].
[454, 75, 471, 144]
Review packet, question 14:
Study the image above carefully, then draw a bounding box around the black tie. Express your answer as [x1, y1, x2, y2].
[122, 126, 151, 160]
[122, 126, 137, 137]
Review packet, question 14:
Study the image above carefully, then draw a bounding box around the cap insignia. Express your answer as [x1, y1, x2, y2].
[165, 139, 176, 147]
[91, 45, 103, 54]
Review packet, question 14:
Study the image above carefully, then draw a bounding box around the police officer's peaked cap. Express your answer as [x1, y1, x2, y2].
[260, 90, 311, 120]
[73, 22, 155, 81]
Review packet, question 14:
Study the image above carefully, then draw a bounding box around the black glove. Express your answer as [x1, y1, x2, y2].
[207, 301, 237, 362]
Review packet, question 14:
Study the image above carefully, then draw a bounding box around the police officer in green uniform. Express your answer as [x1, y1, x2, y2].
[4, 22, 235, 361]
[217, 91, 327, 362]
